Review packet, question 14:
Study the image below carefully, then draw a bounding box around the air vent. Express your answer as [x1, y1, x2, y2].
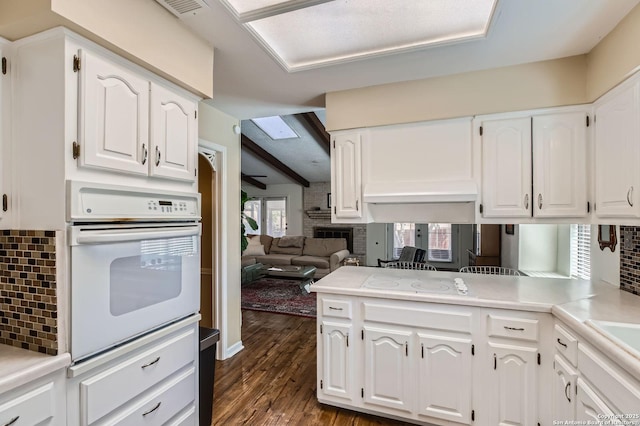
[155, 0, 209, 18]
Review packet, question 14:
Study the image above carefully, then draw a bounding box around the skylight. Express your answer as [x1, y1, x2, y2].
[221, 0, 497, 71]
[251, 116, 299, 139]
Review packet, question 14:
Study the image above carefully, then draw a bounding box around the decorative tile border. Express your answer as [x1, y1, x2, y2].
[0, 230, 57, 355]
[620, 225, 640, 296]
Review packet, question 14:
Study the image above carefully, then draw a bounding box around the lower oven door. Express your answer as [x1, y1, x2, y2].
[69, 223, 201, 362]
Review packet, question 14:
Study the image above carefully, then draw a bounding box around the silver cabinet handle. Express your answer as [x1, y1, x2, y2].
[141, 357, 160, 369]
[141, 144, 148, 165]
[328, 306, 343, 311]
[3, 416, 19, 426]
[564, 382, 571, 402]
[538, 193, 543, 210]
[142, 402, 161, 417]
[155, 146, 161, 166]
[504, 326, 525, 331]
[524, 194, 529, 210]
[628, 187, 634, 207]
[356, 200, 359, 211]
[557, 338, 567, 348]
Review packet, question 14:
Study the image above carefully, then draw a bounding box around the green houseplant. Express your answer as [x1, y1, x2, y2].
[241, 190, 258, 252]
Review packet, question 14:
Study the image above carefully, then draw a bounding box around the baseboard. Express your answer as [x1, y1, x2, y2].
[221, 340, 244, 360]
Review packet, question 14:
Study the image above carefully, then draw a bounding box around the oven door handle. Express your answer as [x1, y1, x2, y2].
[74, 226, 200, 245]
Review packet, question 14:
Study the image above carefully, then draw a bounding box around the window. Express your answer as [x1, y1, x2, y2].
[391, 223, 455, 264]
[243, 196, 287, 237]
[570, 224, 591, 280]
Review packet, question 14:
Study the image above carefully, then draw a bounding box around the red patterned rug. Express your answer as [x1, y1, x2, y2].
[241, 277, 316, 318]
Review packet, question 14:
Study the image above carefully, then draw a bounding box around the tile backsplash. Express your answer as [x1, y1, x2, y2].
[620, 225, 640, 295]
[0, 230, 58, 355]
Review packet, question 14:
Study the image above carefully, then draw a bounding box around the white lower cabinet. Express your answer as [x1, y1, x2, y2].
[575, 378, 618, 422]
[487, 342, 539, 426]
[417, 333, 473, 424]
[362, 325, 413, 413]
[67, 320, 198, 426]
[552, 354, 577, 421]
[0, 369, 66, 426]
[319, 320, 355, 402]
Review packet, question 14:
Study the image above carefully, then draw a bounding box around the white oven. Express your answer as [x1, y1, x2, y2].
[67, 182, 201, 363]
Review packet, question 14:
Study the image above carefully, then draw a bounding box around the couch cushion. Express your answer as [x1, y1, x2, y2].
[243, 244, 266, 256]
[270, 238, 304, 255]
[241, 256, 257, 268]
[278, 236, 305, 248]
[292, 255, 330, 269]
[258, 254, 297, 265]
[303, 238, 347, 257]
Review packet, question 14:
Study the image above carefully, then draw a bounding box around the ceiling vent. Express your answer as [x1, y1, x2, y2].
[155, 0, 209, 18]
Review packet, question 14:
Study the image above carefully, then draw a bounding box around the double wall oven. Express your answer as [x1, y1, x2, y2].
[67, 181, 201, 363]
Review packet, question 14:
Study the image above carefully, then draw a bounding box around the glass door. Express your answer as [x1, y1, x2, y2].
[243, 196, 288, 237]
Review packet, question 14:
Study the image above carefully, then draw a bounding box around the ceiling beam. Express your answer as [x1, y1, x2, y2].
[241, 173, 267, 190]
[241, 135, 311, 187]
[299, 112, 330, 155]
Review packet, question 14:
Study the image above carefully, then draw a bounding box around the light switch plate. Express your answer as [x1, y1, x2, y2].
[623, 229, 634, 250]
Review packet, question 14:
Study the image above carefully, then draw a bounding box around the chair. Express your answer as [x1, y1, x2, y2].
[384, 261, 437, 270]
[458, 266, 521, 276]
[378, 246, 426, 267]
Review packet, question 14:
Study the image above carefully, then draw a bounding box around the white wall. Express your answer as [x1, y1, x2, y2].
[590, 225, 621, 287]
[242, 184, 304, 235]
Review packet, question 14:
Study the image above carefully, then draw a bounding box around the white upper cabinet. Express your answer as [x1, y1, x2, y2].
[479, 109, 588, 220]
[79, 49, 150, 176]
[533, 113, 588, 217]
[594, 78, 640, 218]
[481, 117, 532, 218]
[331, 131, 362, 219]
[149, 82, 197, 181]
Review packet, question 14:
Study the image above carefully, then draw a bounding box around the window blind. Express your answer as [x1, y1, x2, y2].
[570, 224, 591, 280]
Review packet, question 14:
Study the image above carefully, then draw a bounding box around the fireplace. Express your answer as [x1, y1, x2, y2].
[314, 227, 353, 253]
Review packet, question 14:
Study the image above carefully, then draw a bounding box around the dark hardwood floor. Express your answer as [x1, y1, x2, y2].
[211, 310, 409, 425]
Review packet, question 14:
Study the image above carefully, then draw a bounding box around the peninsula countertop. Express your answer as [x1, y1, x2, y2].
[312, 266, 640, 380]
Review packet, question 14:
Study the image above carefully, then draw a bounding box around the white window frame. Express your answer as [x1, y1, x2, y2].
[570, 224, 591, 280]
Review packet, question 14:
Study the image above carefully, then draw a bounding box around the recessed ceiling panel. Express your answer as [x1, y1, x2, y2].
[247, 0, 497, 71]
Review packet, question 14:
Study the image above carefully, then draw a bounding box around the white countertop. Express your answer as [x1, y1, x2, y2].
[0, 345, 70, 395]
[313, 266, 640, 379]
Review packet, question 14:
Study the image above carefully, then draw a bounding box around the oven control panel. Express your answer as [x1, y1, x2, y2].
[67, 181, 201, 222]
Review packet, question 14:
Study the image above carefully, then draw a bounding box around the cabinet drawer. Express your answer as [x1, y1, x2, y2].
[107, 367, 195, 426]
[81, 327, 196, 425]
[554, 323, 578, 366]
[487, 315, 539, 341]
[321, 297, 352, 319]
[0, 382, 54, 426]
[165, 405, 196, 426]
[578, 343, 640, 414]
[363, 302, 472, 333]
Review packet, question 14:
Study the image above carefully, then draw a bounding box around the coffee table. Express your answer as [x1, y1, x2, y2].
[261, 265, 317, 293]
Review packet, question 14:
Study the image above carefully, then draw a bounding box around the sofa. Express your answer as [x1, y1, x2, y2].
[241, 234, 350, 279]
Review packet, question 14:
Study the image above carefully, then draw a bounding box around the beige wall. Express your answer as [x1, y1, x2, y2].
[326, 3, 640, 132]
[198, 102, 243, 358]
[587, 3, 640, 101]
[326, 56, 588, 131]
[0, 0, 213, 98]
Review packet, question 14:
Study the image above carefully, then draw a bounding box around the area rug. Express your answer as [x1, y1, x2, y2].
[241, 277, 316, 318]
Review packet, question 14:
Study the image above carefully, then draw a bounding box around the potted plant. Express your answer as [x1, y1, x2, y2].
[241, 190, 258, 252]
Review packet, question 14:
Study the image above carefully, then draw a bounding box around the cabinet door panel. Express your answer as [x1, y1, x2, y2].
[331, 133, 362, 218]
[575, 378, 621, 424]
[594, 82, 640, 217]
[150, 83, 197, 182]
[79, 49, 149, 176]
[363, 326, 412, 412]
[481, 118, 532, 217]
[320, 321, 354, 401]
[488, 342, 538, 426]
[533, 113, 587, 217]
[552, 355, 577, 422]
[417, 334, 472, 424]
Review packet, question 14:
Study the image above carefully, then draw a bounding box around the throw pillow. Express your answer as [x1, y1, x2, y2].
[243, 244, 266, 256]
[247, 235, 262, 246]
[278, 236, 304, 248]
